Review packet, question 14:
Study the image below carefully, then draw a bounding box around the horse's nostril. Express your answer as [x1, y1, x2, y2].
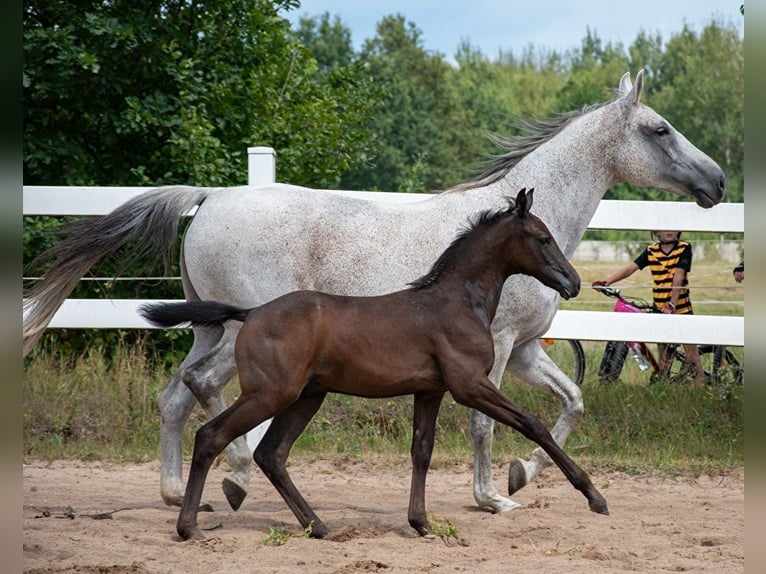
[719, 174, 726, 192]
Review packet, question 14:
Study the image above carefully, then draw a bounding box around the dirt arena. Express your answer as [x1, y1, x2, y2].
[23, 458, 744, 573]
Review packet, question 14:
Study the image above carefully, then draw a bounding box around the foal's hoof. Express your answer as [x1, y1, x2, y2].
[308, 522, 329, 539]
[222, 478, 247, 511]
[508, 459, 528, 496]
[177, 524, 205, 541]
[589, 497, 609, 515]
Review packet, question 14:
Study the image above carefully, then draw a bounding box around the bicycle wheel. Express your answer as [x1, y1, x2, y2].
[539, 339, 586, 387]
[697, 345, 743, 386]
[598, 341, 628, 384]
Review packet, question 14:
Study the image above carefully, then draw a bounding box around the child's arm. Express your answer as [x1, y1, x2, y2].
[603, 262, 639, 286]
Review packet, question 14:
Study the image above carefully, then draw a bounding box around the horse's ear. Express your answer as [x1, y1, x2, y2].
[513, 188, 533, 219]
[618, 72, 632, 96]
[619, 70, 644, 105]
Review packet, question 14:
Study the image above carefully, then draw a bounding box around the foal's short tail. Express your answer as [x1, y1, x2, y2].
[23, 186, 213, 356]
[140, 301, 250, 329]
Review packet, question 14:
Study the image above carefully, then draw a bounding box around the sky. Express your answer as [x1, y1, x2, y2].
[284, 1, 744, 63]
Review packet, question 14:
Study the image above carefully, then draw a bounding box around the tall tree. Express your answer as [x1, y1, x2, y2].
[293, 11, 354, 72]
[340, 15, 467, 192]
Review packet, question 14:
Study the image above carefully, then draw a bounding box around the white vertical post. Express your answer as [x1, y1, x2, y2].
[247, 146, 276, 185]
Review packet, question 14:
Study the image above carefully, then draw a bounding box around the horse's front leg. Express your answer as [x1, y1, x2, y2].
[408, 392, 444, 536]
[181, 324, 251, 510]
[505, 340, 583, 495]
[469, 336, 523, 513]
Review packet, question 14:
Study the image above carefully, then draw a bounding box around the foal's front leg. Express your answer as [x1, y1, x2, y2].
[504, 341, 584, 496]
[450, 375, 607, 516]
[408, 392, 444, 536]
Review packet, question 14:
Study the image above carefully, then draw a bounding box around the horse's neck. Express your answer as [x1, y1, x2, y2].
[469, 110, 617, 256]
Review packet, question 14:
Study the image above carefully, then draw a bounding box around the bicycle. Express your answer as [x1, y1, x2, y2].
[592, 285, 743, 386]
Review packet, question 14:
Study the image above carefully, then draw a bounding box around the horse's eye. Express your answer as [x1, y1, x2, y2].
[539, 237, 551, 246]
[655, 125, 669, 136]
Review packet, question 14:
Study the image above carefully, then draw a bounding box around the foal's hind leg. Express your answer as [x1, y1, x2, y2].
[181, 324, 253, 510]
[177, 393, 280, 541]
[504, 341, 583, 496]
[408, 392, 444, 536]
[253, 391, 329, 538]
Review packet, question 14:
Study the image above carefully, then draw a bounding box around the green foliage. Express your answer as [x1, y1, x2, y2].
[23, 0, 379, 188]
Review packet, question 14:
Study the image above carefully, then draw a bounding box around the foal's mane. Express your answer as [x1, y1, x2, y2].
[449, 100, 612, 193]
[408, 199, 514, 290]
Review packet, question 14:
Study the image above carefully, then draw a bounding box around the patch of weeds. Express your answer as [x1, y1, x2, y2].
[428, 513, 459, 539]
[302, 522, 313, 538]
[260, 526, 291, 546]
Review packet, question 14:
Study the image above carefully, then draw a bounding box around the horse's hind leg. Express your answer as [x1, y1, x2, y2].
[181, 324, 253, 510]
[158, 323, 225, 507]
[408, 392, 444, 536]
[504, 341, 583, 496]
[253, 390, 329, 537]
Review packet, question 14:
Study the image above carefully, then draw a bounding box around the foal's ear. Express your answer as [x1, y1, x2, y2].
[513, 187, 534, 219]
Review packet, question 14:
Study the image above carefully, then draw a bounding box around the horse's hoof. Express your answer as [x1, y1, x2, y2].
[222, 477, 247, 511]
[508, 459, 528, 496]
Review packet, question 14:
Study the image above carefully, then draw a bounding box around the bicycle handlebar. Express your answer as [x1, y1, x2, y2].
[591, 284, 657, 311]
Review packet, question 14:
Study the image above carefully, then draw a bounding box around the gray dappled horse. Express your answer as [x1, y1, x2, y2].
[142, 189, 608, 541]
[23, 71, 726, 514]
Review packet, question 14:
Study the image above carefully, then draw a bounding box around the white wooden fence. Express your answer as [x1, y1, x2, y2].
[23, 147, 744, 346]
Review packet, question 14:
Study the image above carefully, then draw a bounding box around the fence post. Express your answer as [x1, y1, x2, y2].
[247, 147, 276, 185]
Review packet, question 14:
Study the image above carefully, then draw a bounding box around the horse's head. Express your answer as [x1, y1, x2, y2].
[611, 70, 726, 208]
[511, 188, 580, 300]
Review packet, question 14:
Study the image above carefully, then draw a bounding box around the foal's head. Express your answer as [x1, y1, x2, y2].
[409, 188, 580, 300]
[506, 188, 580, 299]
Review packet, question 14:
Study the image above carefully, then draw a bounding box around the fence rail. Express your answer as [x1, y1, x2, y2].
[23, 148, 744, 346]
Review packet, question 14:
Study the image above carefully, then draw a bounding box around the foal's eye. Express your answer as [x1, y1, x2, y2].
[538, 237, 551, 246]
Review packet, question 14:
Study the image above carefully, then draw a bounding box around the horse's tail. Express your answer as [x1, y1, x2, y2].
[140, 301, 250, 329]
[23, 185, 213, 356]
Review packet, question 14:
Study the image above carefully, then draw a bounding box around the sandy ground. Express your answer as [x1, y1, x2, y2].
[23, 458, 744, 574]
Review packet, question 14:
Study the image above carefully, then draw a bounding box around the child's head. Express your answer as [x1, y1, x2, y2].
[652, 230, 681, 244]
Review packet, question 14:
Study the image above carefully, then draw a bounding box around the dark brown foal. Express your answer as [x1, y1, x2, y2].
[142, 188, 608, 541]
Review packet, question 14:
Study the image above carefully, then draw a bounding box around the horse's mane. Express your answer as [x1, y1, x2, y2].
[449, 100, 612, 193]
[408, 200, 513, 290]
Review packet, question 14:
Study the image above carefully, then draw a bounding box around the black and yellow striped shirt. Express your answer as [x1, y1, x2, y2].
[634, 240, 693, 314]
